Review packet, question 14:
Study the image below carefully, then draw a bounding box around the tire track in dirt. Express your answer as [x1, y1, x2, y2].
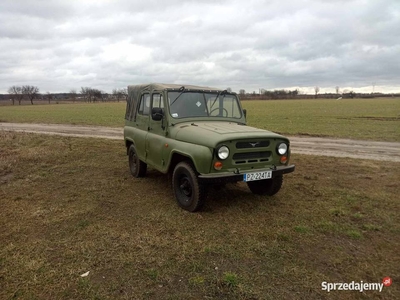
[1, 122, 400, 162]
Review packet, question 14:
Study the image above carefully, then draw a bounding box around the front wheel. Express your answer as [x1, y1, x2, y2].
[247, 175, 283, 196]
[172, 162, 206, 212]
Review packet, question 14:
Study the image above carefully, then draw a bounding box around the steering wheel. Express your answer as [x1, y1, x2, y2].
[210, 107, 228, 117]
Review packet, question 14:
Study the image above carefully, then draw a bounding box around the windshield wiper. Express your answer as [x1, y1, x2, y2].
[169, 86, 185, 107]
[202, 93, 210, 115]
[210, 89, 227, 110]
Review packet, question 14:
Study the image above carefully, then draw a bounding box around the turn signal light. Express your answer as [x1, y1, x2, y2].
[214, 161, 223, 170]
[280, 156, 288, 164]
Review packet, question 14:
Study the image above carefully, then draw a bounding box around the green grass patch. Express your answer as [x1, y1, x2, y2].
[189, 276, 205, 285]
[346, 230, 363, 239]
[353, 212, 364, 219]
[0, 98, 399, 141]
[222, 272, 239, 288]
[329, 208, 347, 217]
[0, 132, 399, 299]
[294, 225, 310, 233]
[146, 269, 159, 280]
[362, 224, 382, 231]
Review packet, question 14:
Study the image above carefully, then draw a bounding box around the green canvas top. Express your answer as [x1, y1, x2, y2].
[128, 83, 222, 93]
[125, 83, 225, 121]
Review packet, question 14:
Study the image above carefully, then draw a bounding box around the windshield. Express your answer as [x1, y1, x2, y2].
[168, 91, 242, 119]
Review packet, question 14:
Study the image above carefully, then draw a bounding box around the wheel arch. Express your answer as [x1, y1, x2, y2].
[125, 139, 134, 155]
[168, 152, 195, 175]
[165, 142, 213, 175]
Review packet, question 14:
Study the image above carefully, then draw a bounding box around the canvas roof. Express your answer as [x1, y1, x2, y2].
[125, 83, 224, 121]
[127, 83, 222, 93]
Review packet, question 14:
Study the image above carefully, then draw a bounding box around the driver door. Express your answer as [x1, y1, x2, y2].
[145, 93, 168, 171]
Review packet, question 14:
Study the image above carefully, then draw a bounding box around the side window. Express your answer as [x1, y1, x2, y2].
[152, 93, 164, 109]
[138, 94, 150, 115]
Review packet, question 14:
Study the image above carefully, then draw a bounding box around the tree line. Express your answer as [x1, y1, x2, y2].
[8, 85, 39, 105]
[238, 88, 301, 100]
[5, 85, 397, 105]
[238, 87, 367, 100]
[6, 85, 128, 105]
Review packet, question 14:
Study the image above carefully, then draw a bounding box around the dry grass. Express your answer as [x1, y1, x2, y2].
[1, 132, 399, 299]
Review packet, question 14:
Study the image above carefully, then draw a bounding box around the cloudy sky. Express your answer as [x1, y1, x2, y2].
[0, 0, 399, 94]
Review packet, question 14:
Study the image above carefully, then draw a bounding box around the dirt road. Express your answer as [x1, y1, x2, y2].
[1, 122, 399, 162]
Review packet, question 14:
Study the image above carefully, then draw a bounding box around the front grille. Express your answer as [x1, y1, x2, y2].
[232, 151, 271, 164]
[233, 152, 270, 160]
[236, 141, 269, 149]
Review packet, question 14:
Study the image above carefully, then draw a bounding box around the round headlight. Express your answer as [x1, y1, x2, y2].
[217, 146, 230, 160]
[277, 143, 288, 155]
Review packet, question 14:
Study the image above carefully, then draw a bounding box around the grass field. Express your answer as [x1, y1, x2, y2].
[0, 102, 124, 127]
[1, 132, 399, 299]
[0, 98, 399, 141]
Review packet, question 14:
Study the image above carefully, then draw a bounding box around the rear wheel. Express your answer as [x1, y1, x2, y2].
[128, 145, 147, 177]
[172, 162, 206, 212]
[247, 175, 283, 196]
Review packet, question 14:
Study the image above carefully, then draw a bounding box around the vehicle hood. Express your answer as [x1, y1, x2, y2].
[169, 121, 287, 148]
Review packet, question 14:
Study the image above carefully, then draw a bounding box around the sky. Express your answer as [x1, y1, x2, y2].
[0, 0, 399, 94]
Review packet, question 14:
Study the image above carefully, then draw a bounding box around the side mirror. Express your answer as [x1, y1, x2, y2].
[151, 107, 164, 121]
[243, 109, 247, 118]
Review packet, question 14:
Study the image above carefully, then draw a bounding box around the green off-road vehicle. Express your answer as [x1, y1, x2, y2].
[124, 83, 295, 212]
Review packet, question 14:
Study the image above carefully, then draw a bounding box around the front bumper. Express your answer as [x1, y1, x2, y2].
[198, 164, 295, 183]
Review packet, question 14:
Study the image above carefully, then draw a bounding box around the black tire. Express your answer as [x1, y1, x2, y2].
[172, 162, 206, 212]
[128, 145, 147, 178]
[247, 175, 283, 196]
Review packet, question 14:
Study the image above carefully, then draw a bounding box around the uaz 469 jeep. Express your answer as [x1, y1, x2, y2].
[124, 83, 295, 212]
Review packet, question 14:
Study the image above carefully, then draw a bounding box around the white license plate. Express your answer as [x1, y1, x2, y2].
[243, 171, 272, 182]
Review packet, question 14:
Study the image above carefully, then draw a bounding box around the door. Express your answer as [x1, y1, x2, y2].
[134, 93, 150, 161]
[146, 92, 168, 171]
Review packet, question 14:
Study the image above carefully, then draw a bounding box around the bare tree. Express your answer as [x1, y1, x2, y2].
[45, 92, 54, 104]
[344, 91, 356, 99]
[314, 86, 320, 98]
[121, 88, 128, 102]
[112, 88, 128, 102]
[81, 87, 92, 102]
[22, 85, 39, 105]
[239, 89, 246, 95]
[92, 89, 102, 102]
[112, 88, 122, 102]
[290, 89, 299, 98]
[226, 87, 232, 93]
[70, 89, 77, 103]
[7, 86, 16, 105]
[8, 85, 24, 105]
[80, 87, 103, 102]
[335, 86, 340, 94]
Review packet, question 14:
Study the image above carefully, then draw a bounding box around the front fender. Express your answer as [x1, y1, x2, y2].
[165, 140, 213, 174]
